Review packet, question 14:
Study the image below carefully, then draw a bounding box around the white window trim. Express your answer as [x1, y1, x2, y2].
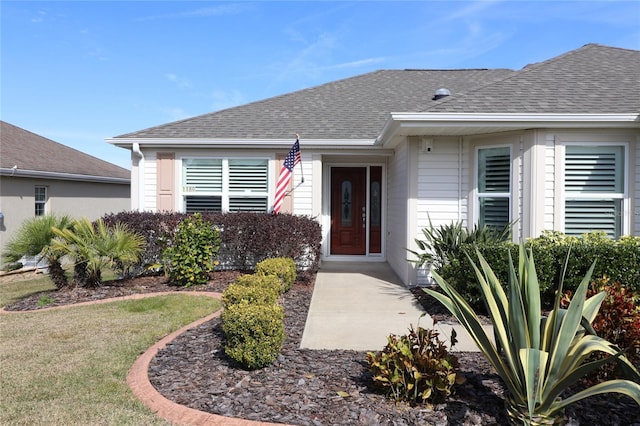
[34, 185, 48, 216]
[472, 142, 518, 237]
[554, 141, 630, 236]
[178, 155, 272, 213]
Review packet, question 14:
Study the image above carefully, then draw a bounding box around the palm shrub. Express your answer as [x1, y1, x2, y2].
[2, 215, 73, 289]
[162, 213, 220, 287]
[50, 218, 145, 287]
[424, 245, 640, 425]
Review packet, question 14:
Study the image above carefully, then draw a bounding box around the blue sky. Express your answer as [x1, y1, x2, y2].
[2, 1, 639, 170]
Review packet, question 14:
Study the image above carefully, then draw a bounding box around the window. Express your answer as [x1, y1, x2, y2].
[477, 146, 511, 230]
[35, 186, 47, 216]
[564, 146, 624, 238]
[182, 158, 269, 213]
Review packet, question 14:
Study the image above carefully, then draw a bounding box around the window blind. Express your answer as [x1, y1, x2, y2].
[564, 146, 624, 238]
[477, 147, 510, 230]
[229, 159, 268, 193]
[183, 159, 222, 192]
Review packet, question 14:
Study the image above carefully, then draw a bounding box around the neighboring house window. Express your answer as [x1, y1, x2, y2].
[564, 145, 625, 238]
[477, 146, 511, 230]
[34, 186, 47, 216]
[182, 158, 269, 213]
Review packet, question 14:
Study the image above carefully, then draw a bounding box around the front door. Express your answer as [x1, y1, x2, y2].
[330, 167, 366, 255]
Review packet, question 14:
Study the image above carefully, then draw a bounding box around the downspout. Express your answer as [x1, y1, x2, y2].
[458, 137, 463, 222]
[132, 143, 144, 211]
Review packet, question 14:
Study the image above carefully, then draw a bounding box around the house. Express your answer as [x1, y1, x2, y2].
[107, 44, 640, 286]
[0, 121, 131, 263]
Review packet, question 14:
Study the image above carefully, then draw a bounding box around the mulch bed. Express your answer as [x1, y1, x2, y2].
[3, 271, 638, 425]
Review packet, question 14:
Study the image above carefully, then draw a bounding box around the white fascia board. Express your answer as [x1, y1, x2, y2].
[376, 113, 640, 144]
[0, 168, 130, 184]
[106, 138, 378, 150]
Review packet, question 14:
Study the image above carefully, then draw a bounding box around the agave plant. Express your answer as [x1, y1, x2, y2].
[425, 245, 640, 425]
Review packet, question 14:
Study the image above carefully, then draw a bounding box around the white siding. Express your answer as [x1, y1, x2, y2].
[142, 151, 158, 211]
[292, 151, 314, 216]
[386, 141, 410, 284]
[416, 139, 465, 230]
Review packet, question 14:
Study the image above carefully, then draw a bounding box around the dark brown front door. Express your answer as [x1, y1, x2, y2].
[330, 167, 366, 255]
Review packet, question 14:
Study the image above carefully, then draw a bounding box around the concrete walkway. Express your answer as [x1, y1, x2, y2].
[300, 262, 492, 352]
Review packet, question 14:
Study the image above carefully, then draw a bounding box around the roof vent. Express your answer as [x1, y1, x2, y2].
[432, 88, 451, 100]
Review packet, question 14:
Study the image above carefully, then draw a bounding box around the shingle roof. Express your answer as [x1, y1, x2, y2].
[1, 121, 130, 180]
[425, 44, 640, 114]
[114, 44, 639, 141]
[115, 69, 515, 140]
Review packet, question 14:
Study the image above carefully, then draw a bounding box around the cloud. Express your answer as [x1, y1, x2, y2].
[443, 0, 504, 22]
[137, 3, 253, 21]
[31, 10, 46, 23]
[322, 57, 386, 71]
[166, 73, 193, 89]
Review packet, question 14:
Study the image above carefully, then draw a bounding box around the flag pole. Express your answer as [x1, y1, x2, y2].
[296, 133, 305, 183]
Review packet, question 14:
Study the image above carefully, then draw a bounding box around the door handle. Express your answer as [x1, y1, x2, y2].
[362, 206, 366, 229]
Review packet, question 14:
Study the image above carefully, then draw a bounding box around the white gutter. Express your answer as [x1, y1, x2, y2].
[376, 113, 640, 145]
[132, 143, 145, 212]
[106, 137, 378, 149]
[0, 168, 130, 184]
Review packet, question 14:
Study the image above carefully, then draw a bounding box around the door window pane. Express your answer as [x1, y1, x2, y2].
[341, 181, 352, 226]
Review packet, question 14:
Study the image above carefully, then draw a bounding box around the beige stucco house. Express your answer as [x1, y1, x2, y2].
[0, 121, 131, 263]
[108, 44, 640, 286]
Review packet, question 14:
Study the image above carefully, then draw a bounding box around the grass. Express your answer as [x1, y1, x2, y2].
[0, 287, 221, 425]
[0, 273, 56, 307]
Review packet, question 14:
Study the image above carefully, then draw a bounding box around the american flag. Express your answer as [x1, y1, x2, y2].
[273, 139, 301, 214]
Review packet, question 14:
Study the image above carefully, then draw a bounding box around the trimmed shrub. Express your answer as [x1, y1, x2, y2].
[162, 213, 221, 287]
[101, 211, 322, 278]
[436, 231, 640, 313]
[222, 280, 280, 308]
[256, 257, 297, 293]
[366, 325, 459, 404]
[221, 301, 285, 370]
[232, 273, 283, 295]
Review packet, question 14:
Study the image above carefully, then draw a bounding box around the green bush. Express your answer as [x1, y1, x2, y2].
[221, 301, 285, 369]
[436, 231, 640, 313]
[366, 325, 459, 404]
[255, 257, 297, 293]
[222, 280, 280, 308]
[102, 211, 322, 279]
[162, 213, 221, 287]
[232, 273, 283, 295]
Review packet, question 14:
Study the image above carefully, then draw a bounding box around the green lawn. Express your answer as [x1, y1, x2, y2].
[0, 281, 221, 425]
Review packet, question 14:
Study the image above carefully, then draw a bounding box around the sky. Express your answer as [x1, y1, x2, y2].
[2, 1, 639, 170]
